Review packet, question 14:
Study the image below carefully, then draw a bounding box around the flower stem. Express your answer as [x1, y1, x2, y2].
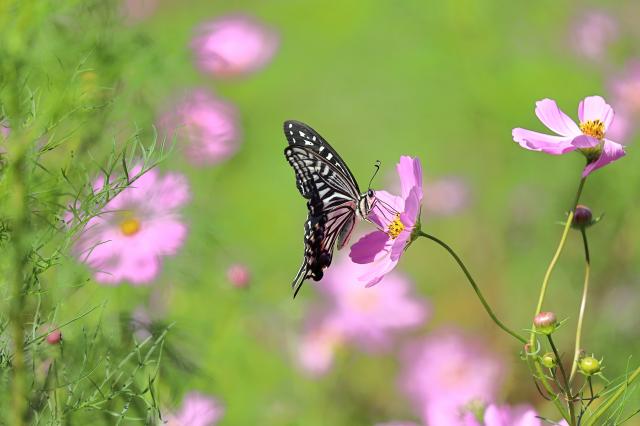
[570, 228, 590, 383]
[548, 335, 576, 425]
[584, 365, 640, 426]
[529, 177, 587, 347]
[418, 231, 526, 344]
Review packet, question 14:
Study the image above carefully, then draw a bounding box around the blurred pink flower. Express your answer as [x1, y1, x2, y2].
[570, 10, 618, 61]
[0, 122, 9, 139]
[166, 392, 223, 426]
[375, 423, 421, 426]
[227, 263, 251, 288]
[73, 166, 190, 285]
[512, 96, 625, 177]
[608, 61, 640, 141]
[463, 404, 540, 426]
[159, 90, 241, 166]
[297, 316, 344, 377]
[400, 328, 504, 426]
[191, 15, 279, 77]
[423, 176, 471, 216]
[121, 0, 157, 23]
[320, 254, 428, 350]
[350, 156, 423, 286]
[610, 61, 640, 112]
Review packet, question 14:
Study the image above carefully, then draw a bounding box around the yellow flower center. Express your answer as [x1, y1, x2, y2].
[387, 214, 405, 239]
[579, 119, 605, 139]
[120, 217, 141, 236]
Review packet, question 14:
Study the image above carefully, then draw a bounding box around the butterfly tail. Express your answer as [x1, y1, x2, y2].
[291, 262, 307, 299]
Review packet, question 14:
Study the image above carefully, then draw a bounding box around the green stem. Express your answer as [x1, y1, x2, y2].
[549, 335, 576, 425]
[584, 365, 640, 426]
[529, 177, 587, 347]
[418, 231, 526, 344]
[570, 228, 590, 383]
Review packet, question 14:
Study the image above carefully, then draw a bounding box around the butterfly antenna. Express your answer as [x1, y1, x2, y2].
[367, 160, 381, 191]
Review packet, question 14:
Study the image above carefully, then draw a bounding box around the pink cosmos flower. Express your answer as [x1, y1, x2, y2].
[400, 328, 504, 426]
[73, 166, 190, 285]
[570, 10, 618, 61]
[165, 392, 223, 426]
[191, 15, 279, 77]
[227, 263, 251, 288]
[296, 316, 344, 377]
[159, 90, 241, 166]
[423, 176, 471, 216]
[350, 156, 423, 286]
[512, 96, 625, 177]
[0, 122, 9, 139]
[463, 404, 541, 426]
[320, 254, 428, 350]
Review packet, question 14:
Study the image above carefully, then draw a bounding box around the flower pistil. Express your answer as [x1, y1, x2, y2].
[579, 119, 605, 139]
[120, 217, 141, 236]
[387, 214, 405, 239]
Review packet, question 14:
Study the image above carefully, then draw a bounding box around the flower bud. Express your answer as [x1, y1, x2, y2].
[227, 263, 251, 288]
[579, 356, 601, 376]
[541, 352, 557, 368]
[534, 311, 558, 335]
[572, 205, 594, 228]
[46, 329, 62, 345]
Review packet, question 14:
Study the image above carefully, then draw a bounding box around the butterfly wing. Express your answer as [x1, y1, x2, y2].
[284, 120, 361, 297]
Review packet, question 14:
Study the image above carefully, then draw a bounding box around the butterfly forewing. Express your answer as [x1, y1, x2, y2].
[283, 120, 363, 297]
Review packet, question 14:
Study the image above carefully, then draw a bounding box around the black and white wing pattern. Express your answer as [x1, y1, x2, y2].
[284, 120, 361, 297]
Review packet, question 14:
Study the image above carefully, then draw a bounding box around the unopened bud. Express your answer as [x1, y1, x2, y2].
[227, 263, 251, 288]
[579, 356, 601, 376]
[46, 329, 62, 345]
[541, 352, 557, 368]
[534, 311, 558, 335]
[572, 205, 595, 229]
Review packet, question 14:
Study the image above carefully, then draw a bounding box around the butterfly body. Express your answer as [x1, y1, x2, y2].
[283, 120, 375, 297]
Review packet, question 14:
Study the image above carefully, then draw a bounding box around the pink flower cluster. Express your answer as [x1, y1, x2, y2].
[72, 166, 190, 285]
[297, 254, 428, 376]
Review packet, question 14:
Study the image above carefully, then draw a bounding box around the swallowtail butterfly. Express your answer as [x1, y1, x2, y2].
[283, 120, 377, 297]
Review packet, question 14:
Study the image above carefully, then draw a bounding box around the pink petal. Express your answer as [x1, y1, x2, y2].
[369, 190, 404, 228]
[535, 98, 580, 136]
[578, 95, 614, 129]
[402, 187, 421, 226]
[582, 139, 626, 177]
[138, 218, 189, 256]
[571, 134, 600, 148]
[350, 231, 390, 264]
[390, 232, 410, 261]
[397, 156, 423, 200]
[512, 128, 575, 155]
[360, 252, 398, 287]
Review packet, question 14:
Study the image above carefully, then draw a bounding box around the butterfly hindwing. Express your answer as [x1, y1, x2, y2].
[284, 120, 363, 297]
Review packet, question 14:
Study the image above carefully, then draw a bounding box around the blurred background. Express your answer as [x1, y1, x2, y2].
[3, 0, 640, 424]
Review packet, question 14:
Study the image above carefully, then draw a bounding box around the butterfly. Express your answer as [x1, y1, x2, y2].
[283, 120, 377, 297]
